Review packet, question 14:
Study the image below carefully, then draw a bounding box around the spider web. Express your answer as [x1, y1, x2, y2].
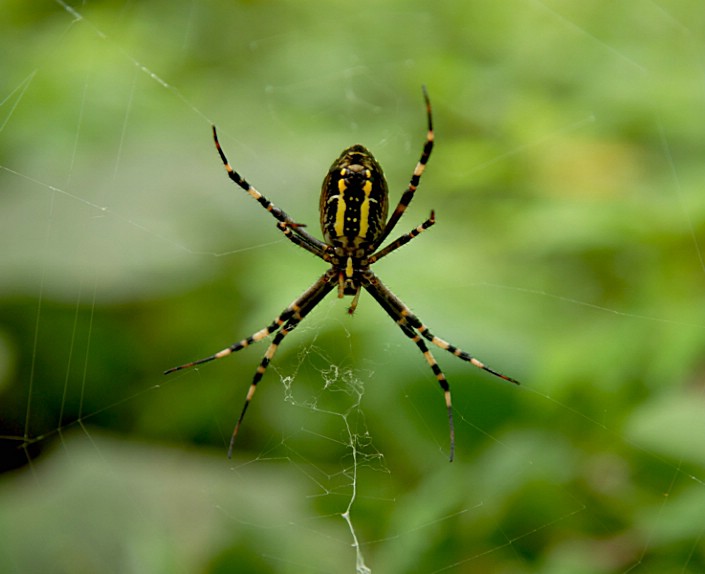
[1, 1, 705, 572]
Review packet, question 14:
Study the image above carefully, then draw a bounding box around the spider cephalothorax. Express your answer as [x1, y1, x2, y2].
[166, 88, 519, 461]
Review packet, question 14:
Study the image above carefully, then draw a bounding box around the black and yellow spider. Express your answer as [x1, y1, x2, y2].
[166, 88, 519, 461]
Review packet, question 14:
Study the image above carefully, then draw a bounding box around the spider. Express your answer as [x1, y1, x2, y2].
[165, 87, 519, 461]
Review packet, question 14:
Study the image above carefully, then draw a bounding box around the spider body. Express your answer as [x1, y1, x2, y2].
[321, 144, 389, 299]
[166, 88, 519, 461]
[321, 144, 389, 249]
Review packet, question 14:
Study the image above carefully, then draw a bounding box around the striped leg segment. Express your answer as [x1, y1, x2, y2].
[363, 271, 519, 385]
[397, 321, 456, 461]
[368, 210, 435, 265]
[277, 221, 333, 261]
[226, 271, 336, 457]
[164, 315, 295, 375]
[361, 273, 455, 460]
[227, 323, 292, 458]
[212, 126, 329, 259]
[413, 322, 519, 385]
[165, 271, 336, 456]
[361, 270, 519, 460]
[374, 86, 435, 250]
[397, 309, 520, 385]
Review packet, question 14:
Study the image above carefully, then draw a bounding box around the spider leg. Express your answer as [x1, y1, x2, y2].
[213, 125, 329, 260]
[360, 272, 455, 460]
[227, 270, 336, 457]
[398, 321, 456, 461]
[368, 210, 435, 265]
[165, 315, 293, 374]
[373, 86, 434, 250]
[412, 320, 520, 384]
[277, 221, 333, 261]
[165, 270, 336, 456]
[363, 270, 519, 385]
[362, 270, 520, 460]
[227, 317, 297, 458]
[164, 270, 336, 375]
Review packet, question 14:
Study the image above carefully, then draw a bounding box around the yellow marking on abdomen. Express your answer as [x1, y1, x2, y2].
[358, 179, 373, 239]
[334, 178, 347, 237]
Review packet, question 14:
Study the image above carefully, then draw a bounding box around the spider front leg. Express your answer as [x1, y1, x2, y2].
[397, 320, 456, 460]
[362, 275, 456, 460]
[165, 270, 336, 457]
[227, 317, 297, 458]
[164, 314, 294, 375]
[364, 271, 519, 385]
[361, 270, 519, 461]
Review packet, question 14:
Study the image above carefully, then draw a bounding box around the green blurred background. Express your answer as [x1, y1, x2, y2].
[2, 1, 704, 572]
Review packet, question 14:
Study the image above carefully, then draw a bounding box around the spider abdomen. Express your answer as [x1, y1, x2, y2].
[320, 145, 389, 250]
